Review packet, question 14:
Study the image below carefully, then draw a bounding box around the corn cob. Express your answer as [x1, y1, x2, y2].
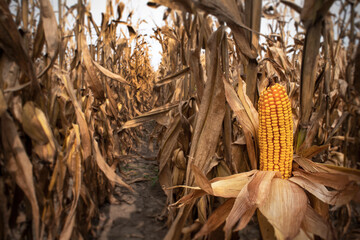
[258, 83, 293, 179]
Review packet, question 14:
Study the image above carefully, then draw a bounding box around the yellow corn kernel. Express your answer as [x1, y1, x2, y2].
[258, 83, 293, 179]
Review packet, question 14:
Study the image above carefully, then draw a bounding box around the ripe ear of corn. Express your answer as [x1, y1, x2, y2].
[258, 83, 293, 179]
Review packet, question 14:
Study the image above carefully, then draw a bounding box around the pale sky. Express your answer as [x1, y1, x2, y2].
[51, 0, 166, 70]
[49, 0, 357, 70]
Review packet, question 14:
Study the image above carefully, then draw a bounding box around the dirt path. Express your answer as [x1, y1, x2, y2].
[94, 134, 167, 239]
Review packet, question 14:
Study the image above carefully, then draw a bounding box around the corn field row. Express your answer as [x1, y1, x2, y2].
[0, 0, 359, 239]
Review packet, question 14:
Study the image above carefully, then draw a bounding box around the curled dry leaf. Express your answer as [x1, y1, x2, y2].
[93, 137, 133, 191]
[92, 60, 132, 86]
[119, 102, 179, 131]
[290, 175, 359, 207]
[155, 67, 190, 87]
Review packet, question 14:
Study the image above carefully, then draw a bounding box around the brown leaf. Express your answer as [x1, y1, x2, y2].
[224, 79, 258, 169]
[155, 67, 190, 87]
[194, 0, 259, 59]
[32, 17, 45, 59]
[299, 144, 330, 159]
[1, 113, 40, 240]
[60, 125, 82, 240]
[0, 1, 36, 83]
[81, 32, 104, 100]
[0, 90, 7, 117]
[195, 198, 235, 239]
[259, 178, 308, 239]
[185, 26, 226, 187]
[294, 156, 360, 183]
[92, 60, 132, 86]
[290, 176, 359, 207]
[293, 169, 352, 190]
[119, 102, 179, 131]
[93, 137, 133, 191]
[191, 164, 214, 195]
[60, 73, 92, 161]
[36, 0, 60, 78]
[224, 171, 277, 235]
[301, 205, 333, 240]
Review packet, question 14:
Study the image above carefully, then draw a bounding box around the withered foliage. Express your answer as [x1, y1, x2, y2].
[0, 0, 154, 239]
[135, 0, 359, 239]
[1, 0, 360, 239]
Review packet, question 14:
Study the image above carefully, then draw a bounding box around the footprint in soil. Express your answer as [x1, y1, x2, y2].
[95, 146, 168, 239]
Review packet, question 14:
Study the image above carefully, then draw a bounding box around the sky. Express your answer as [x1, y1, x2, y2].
[50, 0, 167, 70]
[49, 0, 357, 70]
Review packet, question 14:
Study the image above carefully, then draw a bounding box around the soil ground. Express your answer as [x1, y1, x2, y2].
[94, 130, 168, 240]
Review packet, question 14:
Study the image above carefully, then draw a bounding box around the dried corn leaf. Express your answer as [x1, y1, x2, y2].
[224, 79, 258, 169]
[224, 171, 277, 235]
[37, 0, 59, 77]
[119, 102, 179, 131]
[60, 73, 92, 161]
[92, 60, 131, 86]
[259, 178, 307, 240]
[185, 26, 226, 186]
[155, 67, 190, 87]
[0, 1, 36, 83]
[93, 137, 133, 191]
[195, 199, 235, 239]
[0, 90, 7, 117]
[1, 113, 39, 240]
[80, 33, 104, 100]
[294, 156, 360, 182]
[301, 205, 333, 240]
[60, 125, 82, 240]
[290, 176, 359, 207]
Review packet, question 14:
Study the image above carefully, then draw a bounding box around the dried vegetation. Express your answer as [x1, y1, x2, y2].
[1, 0, 154, 239]
[1, 0, 360, 239]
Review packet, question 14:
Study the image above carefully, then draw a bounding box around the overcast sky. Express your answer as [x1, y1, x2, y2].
[50, 0, 166, 70]
[49, 0, 356, 70]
